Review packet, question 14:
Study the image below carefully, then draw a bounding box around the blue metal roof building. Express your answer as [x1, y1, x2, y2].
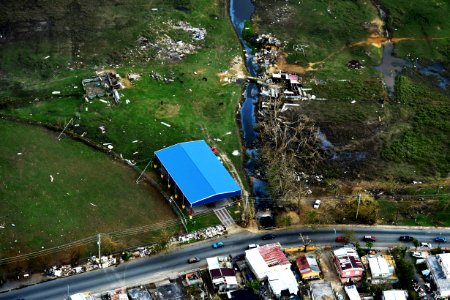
[154, 140, 241, 207]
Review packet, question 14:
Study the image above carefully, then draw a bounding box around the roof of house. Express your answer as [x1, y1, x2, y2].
[310, 282, 335, 300]
[267, 268, 299, 296]
[368, 256, 391, 276]
[344, 285, 361, 300]
[382, 290, 408, 300]
[296, 255, 320, 276]
[333, 247, 364, 272]
[245, 243, 290, 280]
[155, 140, 241, 207]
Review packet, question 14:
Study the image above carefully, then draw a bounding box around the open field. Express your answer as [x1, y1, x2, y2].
[252, 0, 450, 181]
[0, 0, 244, 169]
[0, 119, 177, 258]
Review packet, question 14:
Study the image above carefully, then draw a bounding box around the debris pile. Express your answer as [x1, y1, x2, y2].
[136, 20, 206, 62]
[173, 21, 207, 41]
[170, 225, 226, 244]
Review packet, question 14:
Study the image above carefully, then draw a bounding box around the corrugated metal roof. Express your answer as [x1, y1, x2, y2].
[155, 140, 241, 207]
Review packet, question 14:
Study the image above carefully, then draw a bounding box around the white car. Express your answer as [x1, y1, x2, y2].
[313, 199, 321, 209]
[420, 242, 432, 248]
[412, 252, 426, 258]
[248, 244, 260, 249]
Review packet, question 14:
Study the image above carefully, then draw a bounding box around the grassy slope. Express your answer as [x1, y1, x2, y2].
[0, 119, 176, 256]
[0, 0, 244, 167]
[380, 0, 450, 66]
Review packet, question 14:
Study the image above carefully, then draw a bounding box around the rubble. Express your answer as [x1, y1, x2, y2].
[170, 225, 226, 244]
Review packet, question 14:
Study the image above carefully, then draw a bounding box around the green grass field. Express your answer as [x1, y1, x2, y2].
[0, 119, 176, 257]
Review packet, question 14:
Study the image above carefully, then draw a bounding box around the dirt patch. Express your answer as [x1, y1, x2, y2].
[121, 77, 133, 88]
[155, 103, 180, 118]
[270, 52, 316, 74]
[218, 56, 247, 82]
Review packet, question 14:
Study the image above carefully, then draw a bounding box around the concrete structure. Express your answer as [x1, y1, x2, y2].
[367, 255, 396, 283]
[296, 255, 321, 280]
[382, 290, 408, 300]
[245, 243, 298, 298]
[426, 253, 450, 299]
[332, 247, 364, 283]
[207, 257, 238, 294]
[310, 281, 335, 300]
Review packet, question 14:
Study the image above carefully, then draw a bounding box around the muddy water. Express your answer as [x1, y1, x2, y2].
[230, 0, 272, 212]
[375, 42, 409, 95]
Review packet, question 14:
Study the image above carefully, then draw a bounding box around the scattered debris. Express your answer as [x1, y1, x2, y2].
[127, 73, 141, 81]
[232, 150, 240, 156]
[50, 175, 54, 182]
[90, 203, 97, 207]
[132, 140, 139, 143]
[17, 153, 22, 155]
[161, 122, 171, 127]
[44, 56, 50, 60]
[347, 59, 364, 69]
[125, 99, 130, 104]
[52, 91, 61, 95]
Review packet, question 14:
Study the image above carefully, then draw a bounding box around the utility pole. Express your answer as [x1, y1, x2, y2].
[97, 233, 101, 267]
[136, 159, 152, 184]
[57, 118, 73, 140]
[355, 193, 361, 220]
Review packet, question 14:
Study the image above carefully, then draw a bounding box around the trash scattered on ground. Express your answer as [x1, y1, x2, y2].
[50, 175, 54, 182]
[90, 203, 96, 207]
[52, 91, 61, 95]
[232, 150, 240, 156]
[17, 153, 22, 155]
[161, 122, 171, 127]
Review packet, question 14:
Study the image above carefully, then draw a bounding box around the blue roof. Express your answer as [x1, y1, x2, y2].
[155, 140, 241, 207]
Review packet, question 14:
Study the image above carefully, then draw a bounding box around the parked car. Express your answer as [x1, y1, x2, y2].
[261, 234, 276, 240]
[335, 236, 348, 243]
[212, 241, 224, 249]
[412, 252, 426, 259]
[313, 199, 321, 209]
[434, 236, 447, 243]
[420, 242, 432, 248]
[248, 244, 260, 249]
[399, 236, 414, 242]
[187, 257, 200, 264]
[362, 235, 376, 242]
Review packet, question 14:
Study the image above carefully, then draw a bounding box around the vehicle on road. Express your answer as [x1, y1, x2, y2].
[212, 241, 224, 249]
[261, 234, 276, 240]
[434, 236, 447, 243]
[399, 235, 414, 242]
[362, 235, 376, 242]
[335, 236, 348, 243]
[248, 244, 260, 249]
[187, 257, 200, 263]
[313, 199, 321, 209]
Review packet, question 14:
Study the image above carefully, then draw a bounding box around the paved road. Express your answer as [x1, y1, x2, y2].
[1, 226, 449, 300]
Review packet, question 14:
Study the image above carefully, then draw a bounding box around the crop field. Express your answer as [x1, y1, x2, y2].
[252, 0, 450, 181]
[0, 119, 176, 258]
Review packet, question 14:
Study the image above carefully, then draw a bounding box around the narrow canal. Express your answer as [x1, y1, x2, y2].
[230, 0, 274, 223]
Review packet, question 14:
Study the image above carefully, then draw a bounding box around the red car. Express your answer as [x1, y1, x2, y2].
[335, 236, 348, 243]
[363, 235, 376, 242]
